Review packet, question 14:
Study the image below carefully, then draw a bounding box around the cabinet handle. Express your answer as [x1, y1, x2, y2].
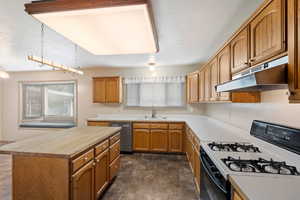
[84, 157, 88, 161]
[249, 59, 255, 63]
[96, 159, 100, 163]
[92, 162, 96, 166]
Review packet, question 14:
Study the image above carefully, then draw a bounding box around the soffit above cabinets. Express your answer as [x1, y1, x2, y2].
[25, 0, 158, 55]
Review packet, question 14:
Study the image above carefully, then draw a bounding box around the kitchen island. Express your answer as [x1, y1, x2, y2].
[0, 126, 121, 200]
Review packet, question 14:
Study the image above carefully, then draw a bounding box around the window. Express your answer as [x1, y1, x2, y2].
[125, 76, 185, 107]
[20, 81, 77, 128]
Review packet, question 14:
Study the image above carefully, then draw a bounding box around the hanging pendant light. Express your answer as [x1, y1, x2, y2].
[28, 23, 84, 75]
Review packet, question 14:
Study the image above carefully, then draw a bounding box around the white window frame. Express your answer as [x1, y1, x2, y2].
[124, 77, 186, 108]
[19, 80, 78, 125]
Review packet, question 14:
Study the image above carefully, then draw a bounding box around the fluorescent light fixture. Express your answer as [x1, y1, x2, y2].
[28, 55, 84, 75]
[0, 70, 9, 79]
[28, 3, 158, 55]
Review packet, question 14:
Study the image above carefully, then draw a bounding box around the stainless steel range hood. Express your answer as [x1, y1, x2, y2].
[216, 57, 288, 92]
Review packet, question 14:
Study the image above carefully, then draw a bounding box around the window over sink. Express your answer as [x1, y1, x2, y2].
[20, 81, 77, 128]
[125, 76, 186, 107]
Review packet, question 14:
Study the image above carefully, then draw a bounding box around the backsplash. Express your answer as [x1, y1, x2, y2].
[204, 90, 300, 132]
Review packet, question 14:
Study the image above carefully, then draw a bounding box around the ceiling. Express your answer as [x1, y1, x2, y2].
[0, 0, 263, 71]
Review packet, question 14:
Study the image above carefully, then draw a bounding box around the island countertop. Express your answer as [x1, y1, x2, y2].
[0, 126, 121, 158]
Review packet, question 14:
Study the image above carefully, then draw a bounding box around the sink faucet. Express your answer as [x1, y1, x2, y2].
[151, 107, 157, 118]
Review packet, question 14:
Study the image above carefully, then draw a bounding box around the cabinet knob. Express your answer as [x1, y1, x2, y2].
[84, 157, 88, 161]
[249, 59, 255, 63]
[96, 159, 100, 163]
[92, 162, 96, 166]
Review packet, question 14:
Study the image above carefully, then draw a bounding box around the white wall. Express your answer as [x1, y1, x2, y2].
[2, 65, 204, 141]
[0, 79, 3, 141]
[204, 90, 300, 132]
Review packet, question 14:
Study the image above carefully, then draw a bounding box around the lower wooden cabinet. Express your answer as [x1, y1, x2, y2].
[94, 150, 109, 198]
[194, 147, 200, 192]
[133, 122, 184, 153]
[150, 129, 168, 152]
[232, 189, 244, 200]
[72, 161, 95, 200]
[169, 130, 183, 152]
[133, 129, 150, 151]
[109, 156, 120, 181]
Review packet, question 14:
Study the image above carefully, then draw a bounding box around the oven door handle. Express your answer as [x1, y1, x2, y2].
[200, 153, 227, 194]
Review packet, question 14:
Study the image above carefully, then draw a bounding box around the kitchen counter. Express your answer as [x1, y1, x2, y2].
[0, 126, 121, 158]
[88, 114, 250, 142]
[229, 175, 300, 200]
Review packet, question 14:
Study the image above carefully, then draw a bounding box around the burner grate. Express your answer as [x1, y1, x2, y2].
[208, 142, 261, 153]
[222, 157, 300, 176]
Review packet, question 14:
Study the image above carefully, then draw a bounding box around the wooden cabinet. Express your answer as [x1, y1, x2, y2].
[288, 0, 300, 103]
[133, 122, 185, 153]
[187, 72, 199, 103]
[72, 161, 94, 200]
[232, 189, 245, 200]
[93, 77, 122, 103]
[94, 150, 109, 198]
[218, 45, 231, 101]
[193, 146, 200, 193]
[231, 27, 250, 74]
[87, 121, 110, 127]
[199, 70, 205, 102]
[168, 130, 183, 152]
[210, 58, 219, 101]
[150, 130, 168, 152]
[204, 66, 211, 101]
[133, 129, 150, 151]
[250, 0, 286, 66]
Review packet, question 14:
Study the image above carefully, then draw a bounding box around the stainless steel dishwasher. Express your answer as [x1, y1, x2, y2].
[111, 122, 132, 153]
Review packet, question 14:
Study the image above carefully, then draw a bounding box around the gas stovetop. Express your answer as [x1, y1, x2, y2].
[221, 157, 300, 176]
[208, 142, 261, 153]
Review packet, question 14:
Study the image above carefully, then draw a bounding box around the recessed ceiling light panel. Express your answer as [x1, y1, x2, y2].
[25, 0, 158, 55]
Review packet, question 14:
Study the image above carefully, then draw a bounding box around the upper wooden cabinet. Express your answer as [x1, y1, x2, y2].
[288, 0, 300, 103]
[204, 66, 211, 101]
[199, 70, 205, 102]
[231, 27, 250, 74]
[210, 58, 219, 101]
[250, 0, 286, 65]
[187, 72, 199, 103]
[93, 77, 122, 104]
[218, 46, 231, 101]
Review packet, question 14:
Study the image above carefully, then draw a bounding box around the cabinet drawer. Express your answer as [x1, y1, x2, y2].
[150, 123, 168, 129]
[109, 156, 120, 181]
[95, 139, 109, 156]
[133, 123, 150, 129]
[110, 133, 120, 145]
[169, 123, 184, 130]
[110, 140, 120, 163]
[72, 149, 94, 173]
[87, 121, 110, 127]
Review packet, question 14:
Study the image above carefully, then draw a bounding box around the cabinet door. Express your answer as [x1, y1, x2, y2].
[194, 148, 200, 193]
[109, 156, 120, 181]
[288, 0, 300, 103]
[93, 78, 106, 103]
[231, 27, 250, 74]
[187, 73, 199, 103]
[250, 0, 286, 65]
[133, 129, 150, 151]
[210, 58, 219, 101]
[204, 67, 211, 101]
[199, 70, 205, 102]
[94, 150, 109, 198]
[168, 130, 183, 153]
[150, 130, 168, 152]
[72, 161, 94, 200]
[218, 46, 231, 101]
[105, 77, 121, 103]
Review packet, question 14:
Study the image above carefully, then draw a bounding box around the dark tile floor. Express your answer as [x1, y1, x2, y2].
[102, 153, 199, 200]
[0, 151, 198, 200]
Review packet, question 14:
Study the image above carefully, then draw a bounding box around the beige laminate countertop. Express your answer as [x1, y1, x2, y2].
[229, 175, 300, 200]
[0, 126, 121, 158]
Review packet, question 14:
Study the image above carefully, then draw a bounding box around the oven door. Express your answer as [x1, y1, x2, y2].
[200, 148, 230, 200]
